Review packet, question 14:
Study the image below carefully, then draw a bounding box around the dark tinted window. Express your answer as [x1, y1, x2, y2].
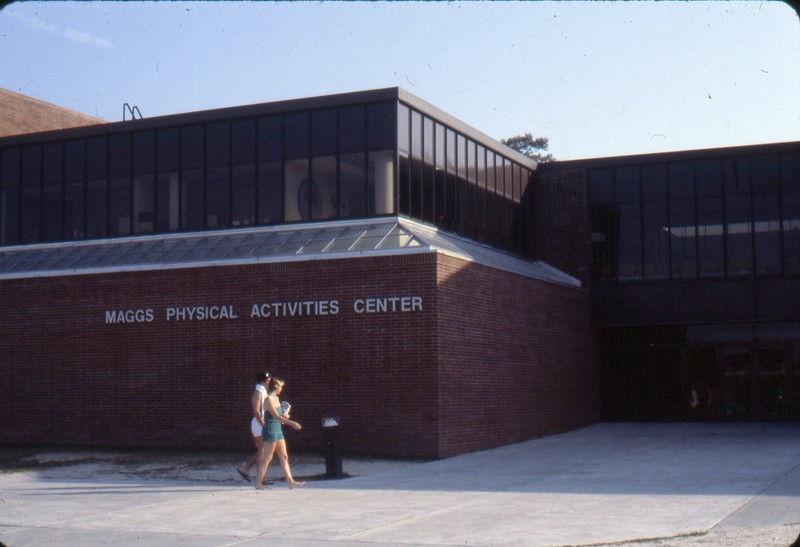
[1, 147, 21, 244]
[367, 102, 395, 151]
[42, 142, 63, 242]
[20, 145, 42, 243]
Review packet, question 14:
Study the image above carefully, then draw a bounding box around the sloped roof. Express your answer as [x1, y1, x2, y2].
[0, 217, 580, 288]
[0, 88, 105, 138]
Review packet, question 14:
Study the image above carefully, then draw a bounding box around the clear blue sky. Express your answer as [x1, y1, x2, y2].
[1, 1, 798, 161]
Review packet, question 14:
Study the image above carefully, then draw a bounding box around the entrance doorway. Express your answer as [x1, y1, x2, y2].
[601, 325, 800, 422]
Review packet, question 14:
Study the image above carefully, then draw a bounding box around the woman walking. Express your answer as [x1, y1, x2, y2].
[255, 377, 305, 490]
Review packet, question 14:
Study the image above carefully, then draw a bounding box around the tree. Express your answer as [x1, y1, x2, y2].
[501, 133, 554, 163]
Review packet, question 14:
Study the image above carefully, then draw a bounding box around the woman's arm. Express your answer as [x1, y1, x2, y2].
[266, 395, 302, 430]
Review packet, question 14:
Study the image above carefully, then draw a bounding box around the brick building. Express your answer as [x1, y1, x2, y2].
[3, 87, 795, 458]
[0, 88, 601, 458]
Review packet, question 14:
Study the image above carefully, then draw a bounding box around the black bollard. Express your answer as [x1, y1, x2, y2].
[322, 412, 343, 478]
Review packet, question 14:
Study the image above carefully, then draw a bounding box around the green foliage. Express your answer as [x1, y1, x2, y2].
[501, 133, 554, 163]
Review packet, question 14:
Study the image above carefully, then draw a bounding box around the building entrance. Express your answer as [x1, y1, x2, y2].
[600, 325, 800, 422]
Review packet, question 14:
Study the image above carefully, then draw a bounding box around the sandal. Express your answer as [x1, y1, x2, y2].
[236, 469, 251, 483]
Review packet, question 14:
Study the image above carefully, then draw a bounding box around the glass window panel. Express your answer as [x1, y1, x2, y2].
[501, 163, 514, 252]
[285, 158, 309, 222]
[156, 128, 179, 232]
[369, 150, 394, 216]
[642, 163, 667, 202]
[615, 166, 640, 203]
[783, 191, 800, 274]
[697, 197, 724, 277]
[618, 202, 642, 280]
[284, 112, 309, 159]
[232, 119, 256, 165]
[64, 140, 85, 240]
[1, 147, 21, 245]
[485, 152, 496, 235]
[231, 163, 256, 227]
[590, 169, 615, 205]
[781, 152, 800, 273]
[20, 145, 42, 243]
[42, 142, 63, 242]
[397, 103, 410, 157]
[258, 115, 282, 162]
[231, 119, 256, 227]
[311, 108, 337, 157]
[409, 110, 423, 219]
[311, 155, 337, 221]
[86, 137, 108, 238]
[422, 117, 434, 223]
[723, 158, 752, 276]
[726, 195, 753, 276]
[669, 161, 694, 200]
[751, 154, 780, 194]
[367, 101, 395, 152]
[724, 157, 751, 197]
[753, 192, 781, 275]
[781, 152, 800, 192]
[284, 113, 309, 222]
[466, 141, 478, 238]
[311, 110, 338, 221]
[206, 122, 230, 228]
[340, 153, 366, 217]
[133, 132, 155, 234]
[434, 124, 446, 223]
[258, 116, 283, 224]
[181, 125, 205, 231]
[457, 134, 468, 233]
[643, 201, 669, 279]
[259, 160, 283, 225]
[695, 159, 722, 198]
[109, 134, 132, 236]
[397, 104, 410, 217]
[670, 199, 696, 278]
[444, 128, 457, 231]
[340, 108, 366, 218]
[476, 144, 486, 239]
[339, 105, 366, 155]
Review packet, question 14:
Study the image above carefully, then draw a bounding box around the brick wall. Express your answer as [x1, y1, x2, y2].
[532, 168, 592, 287]
[0, 88, 105, 138]
[0, 252, 600, 458]
[436, 255, 601, 458]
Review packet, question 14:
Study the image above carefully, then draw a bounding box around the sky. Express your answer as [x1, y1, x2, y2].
[1, 1, 798, 161]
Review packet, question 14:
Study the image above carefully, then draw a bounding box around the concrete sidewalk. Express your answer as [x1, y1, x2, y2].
[1, 423, 800, 546]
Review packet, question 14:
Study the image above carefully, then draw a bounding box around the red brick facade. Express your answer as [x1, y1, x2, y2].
[0, 252, 600, 458]
[533, 168, 593, 287]
[0, 88, 105, 138]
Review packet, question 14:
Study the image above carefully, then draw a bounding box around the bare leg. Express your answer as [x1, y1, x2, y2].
[255, 441, 276, 490]
[240, 437, 262, 476]
[275, 439, 304, 488]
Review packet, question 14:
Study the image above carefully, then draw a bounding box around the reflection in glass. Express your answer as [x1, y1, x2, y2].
[231, 119, 256, 227]
[20, 145, 42, 243]
[64, 140, 86, 240]
[1, 147, 21, 245]
[42, 143, 63, 242]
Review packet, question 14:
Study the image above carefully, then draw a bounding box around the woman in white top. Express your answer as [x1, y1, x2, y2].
[237, 371, 269, 482]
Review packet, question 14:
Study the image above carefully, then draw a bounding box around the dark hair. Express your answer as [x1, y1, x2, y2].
[256, 371, 270, 383]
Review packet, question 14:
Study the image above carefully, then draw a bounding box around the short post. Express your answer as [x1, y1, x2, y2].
[322, 411, 343, 478]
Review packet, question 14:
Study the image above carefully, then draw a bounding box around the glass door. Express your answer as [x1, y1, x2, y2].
[720, 346, 752, 420]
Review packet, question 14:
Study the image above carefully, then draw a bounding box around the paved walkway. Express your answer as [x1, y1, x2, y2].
[1, 423, 800, 546]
